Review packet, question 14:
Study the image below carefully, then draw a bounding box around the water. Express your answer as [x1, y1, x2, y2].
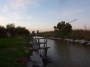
[46, 39, 90, 67]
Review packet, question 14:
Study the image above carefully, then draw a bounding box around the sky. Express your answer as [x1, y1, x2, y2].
[0, 0, 90, 32]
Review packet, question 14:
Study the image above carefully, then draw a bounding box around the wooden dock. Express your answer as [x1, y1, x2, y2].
[28, 37, 50, 67]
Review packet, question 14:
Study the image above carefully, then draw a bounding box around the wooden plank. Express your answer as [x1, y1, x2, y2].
[30, 47, 50, 51]
[38, 42, 47, 44]
[35, 38, 47, 39]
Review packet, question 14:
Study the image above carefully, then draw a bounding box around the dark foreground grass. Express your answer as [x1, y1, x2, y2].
[0, 36, 30, 67]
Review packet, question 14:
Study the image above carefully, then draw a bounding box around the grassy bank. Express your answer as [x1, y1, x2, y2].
[0, 36, 31, 67]
[70, 29, 90, 40]
[39, 29, 90, 40]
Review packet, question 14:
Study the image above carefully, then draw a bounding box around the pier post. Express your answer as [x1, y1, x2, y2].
[44, 48, 48, 57]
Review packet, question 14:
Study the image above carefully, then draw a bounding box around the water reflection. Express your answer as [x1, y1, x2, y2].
[47, 39, 90, 67]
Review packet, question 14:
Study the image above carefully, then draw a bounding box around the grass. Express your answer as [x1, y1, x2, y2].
[69, 29, 90, 40]
[0, 36, 31, 67]
[40, 29, 90, 40]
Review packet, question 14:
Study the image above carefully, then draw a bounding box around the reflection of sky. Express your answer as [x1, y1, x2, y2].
[0, 0, 90, 31]
[47, 39, 90, 67]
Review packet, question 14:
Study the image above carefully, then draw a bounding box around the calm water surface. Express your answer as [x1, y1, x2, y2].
[46, 39, 90, 67]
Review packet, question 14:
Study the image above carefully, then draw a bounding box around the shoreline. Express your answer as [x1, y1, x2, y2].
[47, 37, 90, 46]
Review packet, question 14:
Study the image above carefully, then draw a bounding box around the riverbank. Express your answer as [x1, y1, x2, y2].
[0, 36, 30, 67]
[39, 29, 90, 42]
[48, 37, 90, 46]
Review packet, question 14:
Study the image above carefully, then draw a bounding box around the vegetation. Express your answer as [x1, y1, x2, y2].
[39, 21, 90, 40]
[0, 26, 6, 38]
[39, 31, 54, 37]
[0, 36, 31, 67]
[54, 21, 72, 38]
[0, 23, 31, 67]
[70, 29, 90, 40]
[0, 23, 30, 38]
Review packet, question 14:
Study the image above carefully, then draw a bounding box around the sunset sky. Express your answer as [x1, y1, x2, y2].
[0, 0, 90, 31]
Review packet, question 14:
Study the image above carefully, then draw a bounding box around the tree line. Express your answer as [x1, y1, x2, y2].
[0, 23, 30, 38]
[39, 21, 90, 40]
[39, 21, 72, 38]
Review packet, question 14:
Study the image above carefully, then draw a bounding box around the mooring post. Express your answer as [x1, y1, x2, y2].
[46, 38, 47, 47]
[44, 38, 48, 57]
[44, 48, 48, 57]
[37, 38, 40, 49]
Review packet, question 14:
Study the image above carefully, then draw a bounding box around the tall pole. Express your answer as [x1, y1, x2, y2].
[68, 19, 77, 23]
[59, 19, 77, 31]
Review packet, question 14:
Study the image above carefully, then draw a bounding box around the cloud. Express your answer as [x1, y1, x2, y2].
[8, 0, 33, 11]
[0, 0, 40, 25]
[3, 5, 8, 12]
[3, 0, 41, 12]
[58, 8, 85, 16]
[0, 16, 6, 20]
[8, 13, 32, 21]
[0, 15, 32, 27]
[0, 12, 32, 22]
[0, 16, 9, 26]
[1, 0, 41, 19]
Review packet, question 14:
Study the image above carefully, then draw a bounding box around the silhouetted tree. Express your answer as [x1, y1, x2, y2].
[0, 26, 6, 38]
[0, 23, 30, 38]
[32, 31, 35, 36]
[54, 21, 72, 38]
[6, 23, 30, 37]
[16, 26, 30, 35]
[6, 23, 15, 37]
[37, 30, 39, 36]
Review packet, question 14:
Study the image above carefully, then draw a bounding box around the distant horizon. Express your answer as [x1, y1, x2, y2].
[1, 22, 90, 32]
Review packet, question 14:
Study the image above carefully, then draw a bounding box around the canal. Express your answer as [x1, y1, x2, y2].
[46, 39, 90, 67]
